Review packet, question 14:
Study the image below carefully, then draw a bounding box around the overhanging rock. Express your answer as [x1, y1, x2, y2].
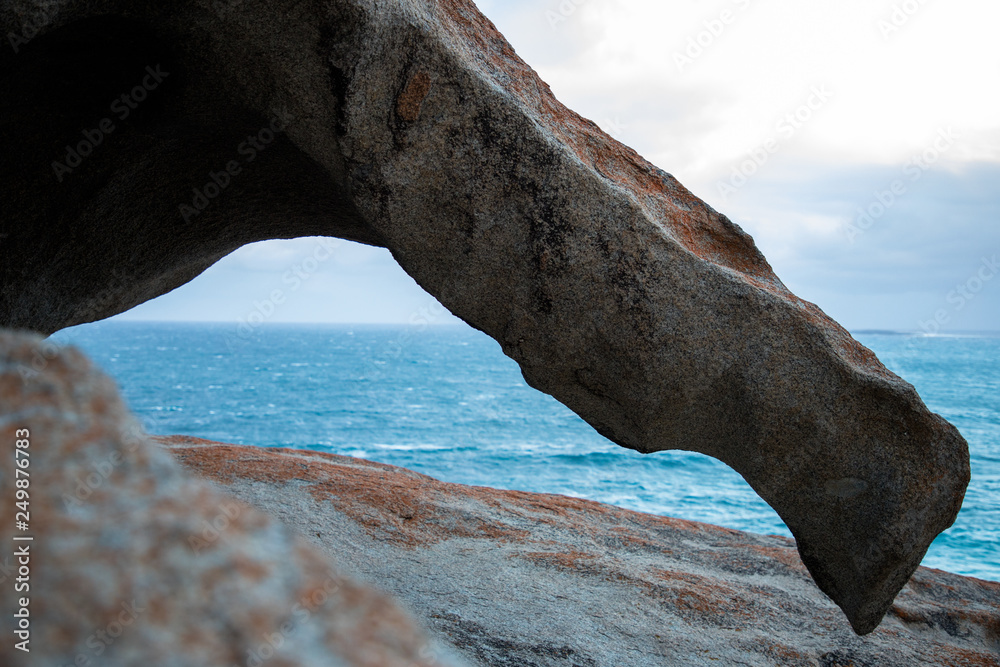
[0, 0, 970, 634]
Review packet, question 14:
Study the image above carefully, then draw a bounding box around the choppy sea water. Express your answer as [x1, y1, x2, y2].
[51, 322, 999, 581]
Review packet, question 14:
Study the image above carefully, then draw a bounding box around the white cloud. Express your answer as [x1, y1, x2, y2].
[112, 0, 1000, 331]
[491, 0, 1000, 176]
[478, 0, 999, 331]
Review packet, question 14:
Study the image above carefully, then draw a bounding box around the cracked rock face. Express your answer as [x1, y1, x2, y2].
[0, 330, 456, 667]
[0, 0, 970, 633]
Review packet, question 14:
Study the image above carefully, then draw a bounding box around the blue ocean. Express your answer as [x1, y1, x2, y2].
[51, 322, 999, 581]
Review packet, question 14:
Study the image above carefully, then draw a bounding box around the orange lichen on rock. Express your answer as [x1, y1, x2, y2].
[518, 550, 601, 573]
[169, 438, 529, 548]
[740, 543, 810, 574]
[754, 638, 815, 664]
[163, 436, 1000, 666]
[433, 0, 899, 391]
[435, 2, 779, 286]
[397, 71, 432, 123]
[649, 569, 749, 620]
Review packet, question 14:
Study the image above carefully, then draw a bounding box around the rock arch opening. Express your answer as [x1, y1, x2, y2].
[1, 0, 971, 633]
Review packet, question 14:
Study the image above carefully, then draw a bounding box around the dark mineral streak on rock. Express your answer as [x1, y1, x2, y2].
[0, 0, 970, 633]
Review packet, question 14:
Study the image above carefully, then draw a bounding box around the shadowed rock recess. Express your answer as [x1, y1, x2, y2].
[0, 0, 970, 633]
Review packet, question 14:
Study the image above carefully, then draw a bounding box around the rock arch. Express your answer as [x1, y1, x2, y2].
[0, 0, 969, 634]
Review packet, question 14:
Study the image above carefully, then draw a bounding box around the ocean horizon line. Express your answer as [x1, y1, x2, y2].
[62, 319, 1000, 338]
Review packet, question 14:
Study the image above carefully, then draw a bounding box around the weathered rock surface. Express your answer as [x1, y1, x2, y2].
[0, 330, 459, 667]
[165, 436, 1000, 667]
[0, 0, 970, 632]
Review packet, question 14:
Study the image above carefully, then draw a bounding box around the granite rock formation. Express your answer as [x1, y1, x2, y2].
[0, 330, 458, 667]
[0, 0, 970, 633]
[167, 436, 1000, 666]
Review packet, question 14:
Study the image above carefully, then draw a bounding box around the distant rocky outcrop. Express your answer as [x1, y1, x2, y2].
[0, 0, 970, 632]
[0, 330, 458, 667]
[164, 435, 1000, 666]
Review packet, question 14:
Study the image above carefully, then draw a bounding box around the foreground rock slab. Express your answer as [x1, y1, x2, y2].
[0, 331, 458, 667]
[0, 0, 970, 631]
[166, 437, 1000, 667]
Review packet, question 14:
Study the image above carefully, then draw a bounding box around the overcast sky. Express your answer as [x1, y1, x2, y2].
[118, 0, 1000, 332]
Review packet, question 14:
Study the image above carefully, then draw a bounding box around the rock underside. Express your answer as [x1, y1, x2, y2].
[0, 0, 972, 632]
[165, 435, 1000, 667]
